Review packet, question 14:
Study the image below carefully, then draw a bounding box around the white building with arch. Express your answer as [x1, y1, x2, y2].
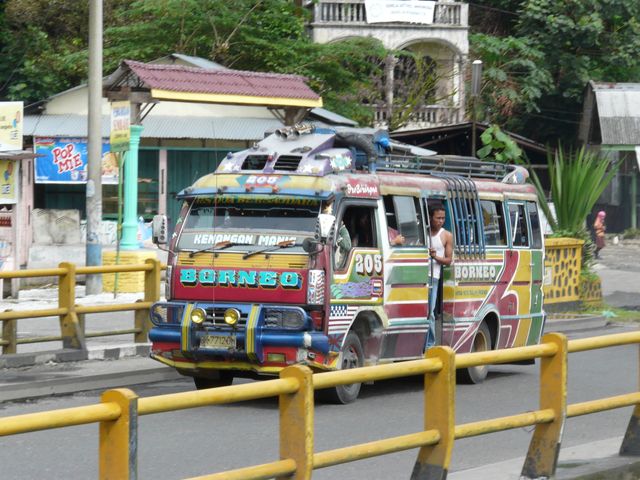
[307, 0, 469, 129]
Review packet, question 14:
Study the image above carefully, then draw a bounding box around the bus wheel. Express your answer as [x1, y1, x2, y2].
[457, 322, 491, 385]
[320, 332, 364, 404]
[193, 371, 234, 390]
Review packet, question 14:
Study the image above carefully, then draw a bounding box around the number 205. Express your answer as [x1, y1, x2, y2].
[354, 254, 382, 276]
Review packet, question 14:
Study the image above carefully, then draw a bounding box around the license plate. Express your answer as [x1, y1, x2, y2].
[200, 335, 236, 349]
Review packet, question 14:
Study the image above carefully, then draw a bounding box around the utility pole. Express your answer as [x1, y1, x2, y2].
[471, 59, 483, 158]
[86, 0, 103, 294]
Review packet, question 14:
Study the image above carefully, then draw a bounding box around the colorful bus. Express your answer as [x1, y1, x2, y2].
[149, 126, 544, 403]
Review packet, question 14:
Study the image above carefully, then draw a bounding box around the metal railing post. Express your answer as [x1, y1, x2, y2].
[521, 332, 567, 478]
[2, 311, 16, 354]
[58, 262, 86, 349]
[135, 258, 161, 343]
[620, 343, 640, 455]
[277, 365, 314, 480]
[411, 346, 456, 480]
[99, 388, 138, 480]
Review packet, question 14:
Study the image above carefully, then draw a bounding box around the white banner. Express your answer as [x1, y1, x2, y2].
[365, 0, 435, 24]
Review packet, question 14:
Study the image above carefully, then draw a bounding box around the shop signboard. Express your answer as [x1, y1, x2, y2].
[364, 0, 435, 24]
[110, 101, 131, 153]
[34, 137, 119, 184]
[0, 102, 23, 152]
[0, 159, 18, 204]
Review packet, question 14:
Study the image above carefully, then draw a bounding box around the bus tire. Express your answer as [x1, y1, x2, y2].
[457, 322, 491, 385]
[320, 332, 364, 404]
[193, 371, 234, 390]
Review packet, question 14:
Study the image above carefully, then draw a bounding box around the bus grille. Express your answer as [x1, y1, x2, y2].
[202, 307, 249, 327]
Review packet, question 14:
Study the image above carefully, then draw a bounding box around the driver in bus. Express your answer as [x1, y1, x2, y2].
[323, 200, 351, 268]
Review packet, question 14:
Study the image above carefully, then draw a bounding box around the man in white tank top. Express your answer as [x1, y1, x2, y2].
[426, 204, 453, 349]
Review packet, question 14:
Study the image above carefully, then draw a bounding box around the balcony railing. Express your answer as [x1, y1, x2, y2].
[313, 1, 464, 26]
[373, 104, 462, 128]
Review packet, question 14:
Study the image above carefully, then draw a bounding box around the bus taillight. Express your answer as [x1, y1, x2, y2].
[310, 310, 324, 331]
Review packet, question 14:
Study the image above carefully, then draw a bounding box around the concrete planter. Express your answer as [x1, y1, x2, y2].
[579, 275, 603, 308]
[543, 237, 584, 312]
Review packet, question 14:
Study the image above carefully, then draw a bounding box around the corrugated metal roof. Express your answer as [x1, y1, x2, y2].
[310, 107, 358, 126]
[23, 115, 341, 141]
[598, 117, 640, 145]
[123, 60, 321, 101]
[152, 53, 226, 70]
[592, 83, 640, 145]
[24, 115, 285, 141]
[0, 150, 43, 160]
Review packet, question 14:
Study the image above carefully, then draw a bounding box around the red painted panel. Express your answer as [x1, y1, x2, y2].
[392, 332, 426, 357]
[385, 303, 428, 318]
[173, 266, 308, 303]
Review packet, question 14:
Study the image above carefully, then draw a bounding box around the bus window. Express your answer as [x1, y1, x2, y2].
[342, 206, 377, 249]
[480, 200, 506, 246]
[448, 197, 481, 255]
[383, 196, 425, 246]
[508, 203, 529, 247]
[527, 202, 543, 249]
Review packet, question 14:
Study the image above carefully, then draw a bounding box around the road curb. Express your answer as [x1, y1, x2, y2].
[450, 436, 640, 479]
[545, 314, 608, 334]
[0, 364, 181, 403]
[0, 343, 151, 369]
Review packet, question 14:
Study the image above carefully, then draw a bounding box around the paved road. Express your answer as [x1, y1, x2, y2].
[0, 324, 636, 480]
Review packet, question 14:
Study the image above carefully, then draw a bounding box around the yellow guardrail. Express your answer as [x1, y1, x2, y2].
[1, 331, 640, 479]
[0, 260, 164, 353]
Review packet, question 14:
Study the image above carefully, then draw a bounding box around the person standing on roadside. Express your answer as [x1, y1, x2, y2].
[593, 210, 606, 259]
[426, 204, 453, 349]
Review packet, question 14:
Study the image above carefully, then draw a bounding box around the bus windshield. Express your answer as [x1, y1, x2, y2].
[177, 199, 320, 250]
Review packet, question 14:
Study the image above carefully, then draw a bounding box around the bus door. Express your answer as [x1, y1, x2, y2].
[526, 201, 545, 344]
[506, 200, 534, 347]
[380, 195, 429, 359]
[424, 196, 452, 347]
[441, 184, 488, 353]
[329, 202, 384, 358]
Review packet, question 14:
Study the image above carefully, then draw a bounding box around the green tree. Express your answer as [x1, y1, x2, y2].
[477, 124, 523, 163]
[0, 0, 432, 126]
[470, 0, 640, 143]
[470, 33, 552, 129]
[517, 0, 640, 102]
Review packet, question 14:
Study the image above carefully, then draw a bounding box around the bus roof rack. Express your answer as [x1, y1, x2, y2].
[376, 154, 522, 181]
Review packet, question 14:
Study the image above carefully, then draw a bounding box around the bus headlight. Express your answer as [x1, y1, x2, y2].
[224, 308, 240, 326]
[264, 308, 306, 330]
[191, 308, 206, 324]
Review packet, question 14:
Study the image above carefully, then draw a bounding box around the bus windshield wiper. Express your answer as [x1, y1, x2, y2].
[189, 241, 237, 258]
[242, 240, 296, 260]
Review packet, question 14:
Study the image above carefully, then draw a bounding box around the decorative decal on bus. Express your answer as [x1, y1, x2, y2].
[236, 174, 290, 188]
[190, 233, 298, 246]
[454, 263, 501, 282]
[345, 180, 379, 198]
[179, 268, 302, 289]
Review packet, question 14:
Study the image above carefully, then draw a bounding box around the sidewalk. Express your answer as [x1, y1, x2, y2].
[0, 284, 155, 368]
[450, 436, 640, 480]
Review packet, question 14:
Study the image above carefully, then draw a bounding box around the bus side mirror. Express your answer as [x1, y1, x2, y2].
[317, 213, 336, 241]
[302, 237, 323, 254]
[152, 214, 168, 245]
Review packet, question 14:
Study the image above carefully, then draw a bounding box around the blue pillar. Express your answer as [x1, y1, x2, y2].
[120, 124, 143, 250]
